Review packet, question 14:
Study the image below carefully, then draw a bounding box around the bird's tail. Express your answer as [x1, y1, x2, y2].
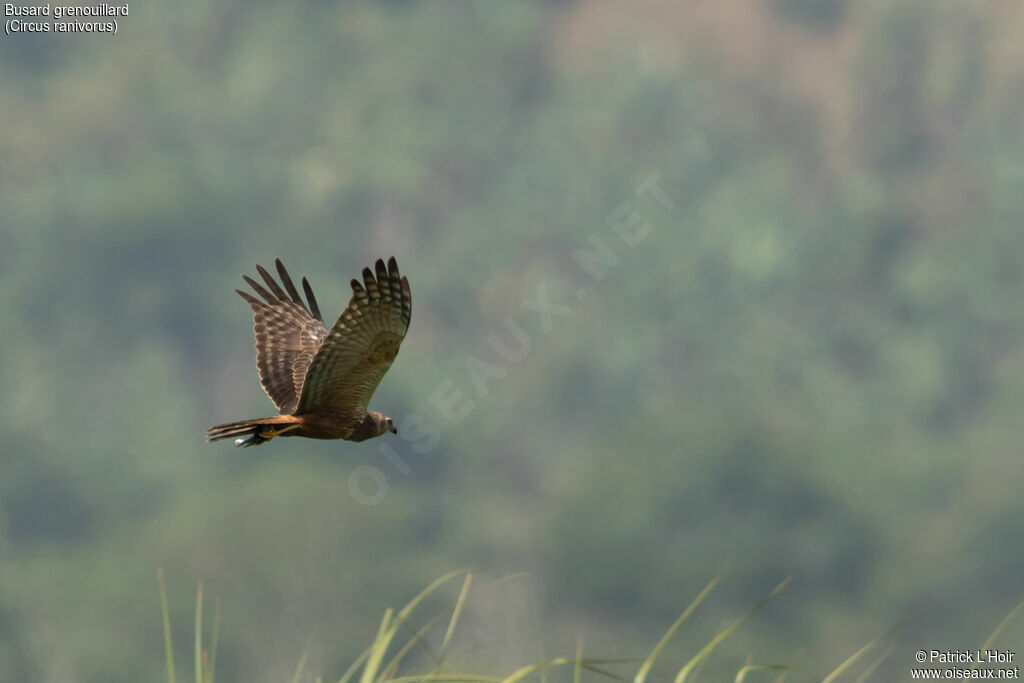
[205, 415, 302, 448]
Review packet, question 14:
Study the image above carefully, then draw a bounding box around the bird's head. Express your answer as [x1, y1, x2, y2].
[364, 411, 398, 437]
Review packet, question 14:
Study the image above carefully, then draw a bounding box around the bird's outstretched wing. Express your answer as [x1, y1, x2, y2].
[236, 259, 328, 415]
[294, 257, 411, 415]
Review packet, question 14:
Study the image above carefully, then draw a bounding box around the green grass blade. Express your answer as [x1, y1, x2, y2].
[382, 613, 447, 679]
[434, 573, 473, 673]
[634, 577, 720, 683]
[374, 569, 469, 683]
[574, 641, 583, 683]
[195, 582, 203, 683]
[394, 618, 442, 670]
[504, 658, 642, 683]
[852, 644, 894, 683]
[772, 648, 804, 683]
[498, 657, 552, 683]
[972, 600, 1024, 671]
[364, 568, 469, 683]
[821, 623, 899, 683]
[360, 608, 395, 683]
[577, 663, 631, 683]
[483, 573, 529, 590]
[673, 577, 791, 683]
[207, 596, 220, 683]
[374, 661, 636, 683]
[396, 570, 469, 625]
[337, 645, 372, 683]
[734, 664, 791, 683]
[292, 636, 315, 683]
[158, 567, 176, 683]
[387, 676, 504, 683]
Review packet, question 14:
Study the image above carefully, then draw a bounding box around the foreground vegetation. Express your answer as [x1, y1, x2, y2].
[158, 571, 926, 682]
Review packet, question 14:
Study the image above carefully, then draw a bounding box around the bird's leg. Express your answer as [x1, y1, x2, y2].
[232, 423, 301, 448]
[259, 423, 301, 439]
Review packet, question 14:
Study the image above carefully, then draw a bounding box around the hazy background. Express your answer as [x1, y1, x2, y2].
[2, 0, 1023, 680]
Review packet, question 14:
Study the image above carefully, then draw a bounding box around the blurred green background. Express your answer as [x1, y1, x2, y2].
[2, 0, 1023, 680]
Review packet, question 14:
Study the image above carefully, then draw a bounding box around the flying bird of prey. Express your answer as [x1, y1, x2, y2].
[206, 257, 411, 447]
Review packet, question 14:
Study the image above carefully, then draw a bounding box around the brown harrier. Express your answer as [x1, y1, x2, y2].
[206, 257, 411, 447]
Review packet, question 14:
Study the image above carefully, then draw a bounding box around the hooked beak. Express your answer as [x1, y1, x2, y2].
[390, 425, 398, 435]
